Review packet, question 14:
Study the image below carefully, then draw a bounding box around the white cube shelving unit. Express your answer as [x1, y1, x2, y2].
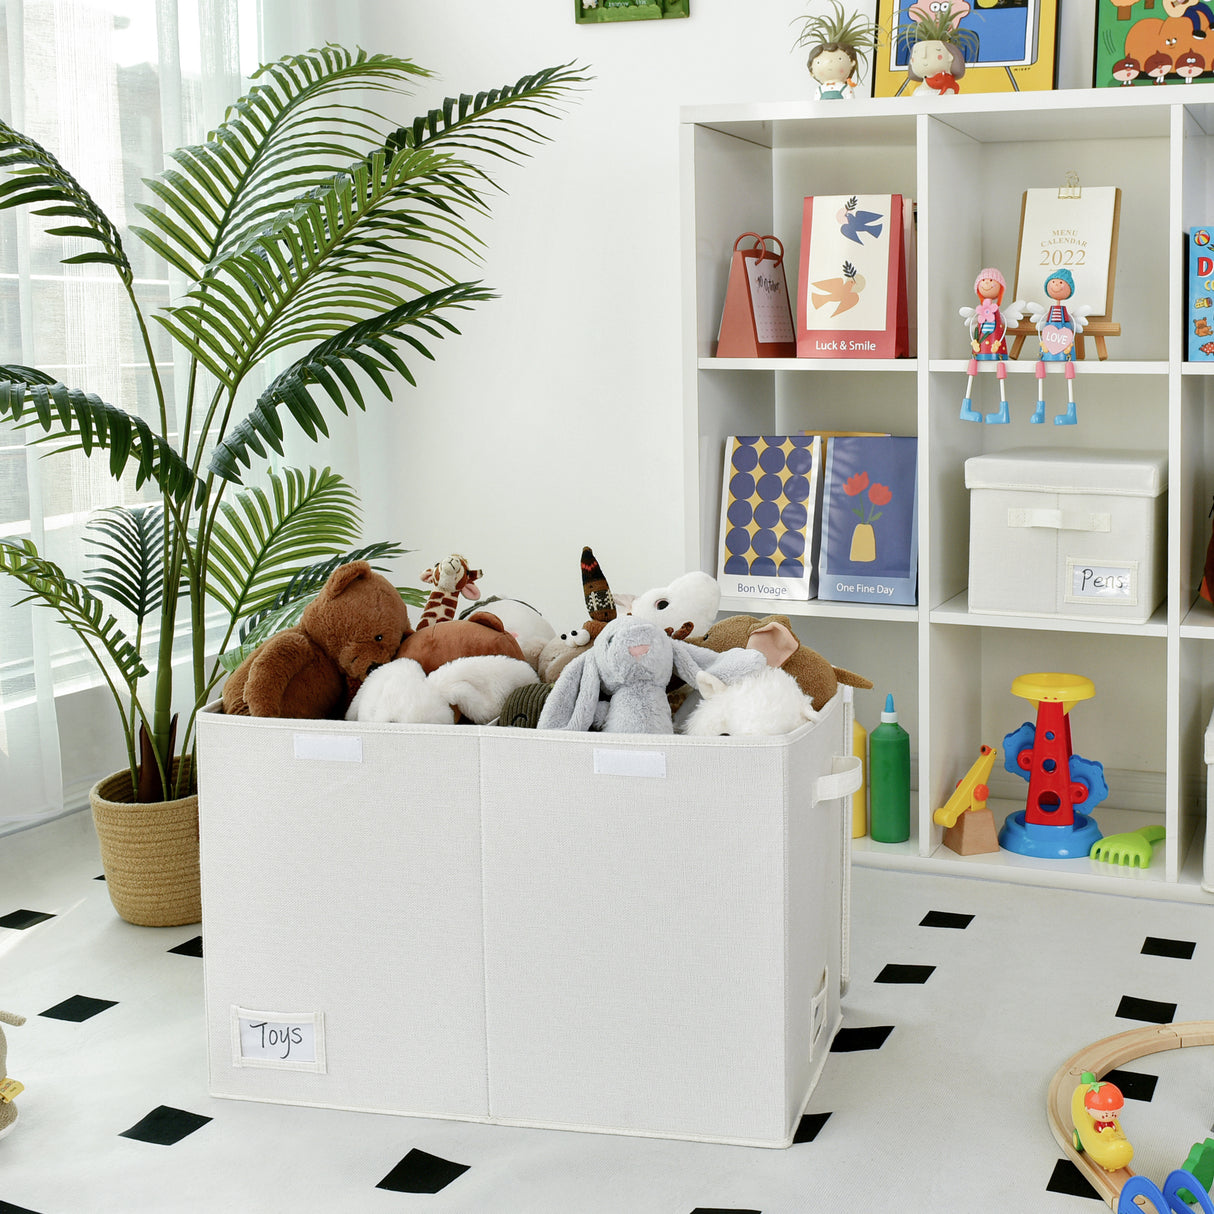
[680, 84, 1214, 902]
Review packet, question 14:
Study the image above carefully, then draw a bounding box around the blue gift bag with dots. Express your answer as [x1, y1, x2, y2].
[717, 434, 823, 602]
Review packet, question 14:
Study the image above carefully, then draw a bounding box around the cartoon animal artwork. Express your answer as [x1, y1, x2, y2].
[811, 260, 865, 316]
[1195, 317, 1213, 337]
[1122, 14, 1207, 84]
[1203, 341, 1214, 355]
[837, 196, 883, 245]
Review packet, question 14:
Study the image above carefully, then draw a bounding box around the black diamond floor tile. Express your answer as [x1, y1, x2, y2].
[0, 1200, 47, 1214]
[1116, 995, 1178, 1024]
[119, 1105, 211, 1145]
[1045, 1158, 1101, 1199]
[831, 1025, 894, 1052]
[39, 995, 117, 1023]
[689, 1209, 761, 1214]
[168, 936, 203, 957]
[793, 1112, 831, 1143]
[1104, 1068, 1158, 1102]
[919, 910, 973, 929]
[1141, 936, 1196, 960]
[875, 963, 935, 984]
[0, 910, 54, 930]
[377, 1148, 469, 1194]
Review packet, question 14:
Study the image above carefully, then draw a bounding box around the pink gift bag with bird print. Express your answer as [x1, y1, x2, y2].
[796, 193, 911, 359]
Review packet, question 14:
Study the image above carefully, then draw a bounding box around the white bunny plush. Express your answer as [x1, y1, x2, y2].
[347, 655, 538, 724]
[683, 664, 822, 737]
[536, 616, 765, 734]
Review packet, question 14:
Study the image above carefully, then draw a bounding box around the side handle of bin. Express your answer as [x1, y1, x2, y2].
[811, 755, 863, 806]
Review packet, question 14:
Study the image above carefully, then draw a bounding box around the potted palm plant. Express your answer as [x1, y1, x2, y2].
[0, 47, 584, 926]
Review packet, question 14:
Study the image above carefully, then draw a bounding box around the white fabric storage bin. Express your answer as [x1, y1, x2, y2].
[964, 448, 1167, 623]
[196, 690, 859, 1148]
[1205, 705, 1214, 895]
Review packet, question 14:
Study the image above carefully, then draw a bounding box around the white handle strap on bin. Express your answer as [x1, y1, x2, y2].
[812, 754, 863, 807]
[1006, 507, 1110, 533]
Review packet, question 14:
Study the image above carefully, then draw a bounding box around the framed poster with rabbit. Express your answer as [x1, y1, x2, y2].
[1094, 1, 1213, 87]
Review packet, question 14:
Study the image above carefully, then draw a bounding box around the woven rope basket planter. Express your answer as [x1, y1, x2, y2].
[89, 760, 201, 927]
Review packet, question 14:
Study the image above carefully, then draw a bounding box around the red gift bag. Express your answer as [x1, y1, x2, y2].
[716, 233, 797, 358]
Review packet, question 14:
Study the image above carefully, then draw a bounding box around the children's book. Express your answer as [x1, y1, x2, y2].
[1188, 227, 1214, 362]
[717, 434, 823, 601]
[796, 194, 911, 359]
[818, 435, 918, 605]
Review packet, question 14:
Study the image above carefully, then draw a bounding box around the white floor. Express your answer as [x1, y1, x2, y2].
[3, 810, 1214, 1213]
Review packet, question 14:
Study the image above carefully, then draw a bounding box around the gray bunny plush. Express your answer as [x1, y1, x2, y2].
[537, 616, 764, 734]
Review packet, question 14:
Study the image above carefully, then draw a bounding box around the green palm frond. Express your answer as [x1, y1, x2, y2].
[131, 46, 430, 280]
[84, 505, 168, 621]
[154, 145, 483, 390]
[385, 62, 589, 173]
[208, 281, 495, 481]
[205, 466, 369, 622]
[0, 538, 148, 688]
[0, 364, 57, 387]
[216, 540, 417, 668]
[0, 120, 132, 283]
[0, 376, 196, 503]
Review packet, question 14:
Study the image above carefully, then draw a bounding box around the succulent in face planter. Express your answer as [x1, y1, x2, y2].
[792, 1, 884, 99]
[0, 48, 585, 923]
[895, 7, 979, 95]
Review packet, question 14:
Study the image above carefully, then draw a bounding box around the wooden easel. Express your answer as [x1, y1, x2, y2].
[1008, 176, 1122, 362]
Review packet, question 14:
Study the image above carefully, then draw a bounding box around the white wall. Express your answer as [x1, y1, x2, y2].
[261, 0, 1095, 630]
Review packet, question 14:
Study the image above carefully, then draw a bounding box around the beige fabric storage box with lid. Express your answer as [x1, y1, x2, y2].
[964, 448, 1167, 624]
[195, 688, 860, 1148]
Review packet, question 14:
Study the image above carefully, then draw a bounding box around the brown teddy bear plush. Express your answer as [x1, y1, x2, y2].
[222, 560, 411, 719]
[691, 614, 872, 710]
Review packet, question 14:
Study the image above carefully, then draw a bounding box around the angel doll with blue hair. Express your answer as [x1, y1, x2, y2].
[1026, 268, 1092, 426]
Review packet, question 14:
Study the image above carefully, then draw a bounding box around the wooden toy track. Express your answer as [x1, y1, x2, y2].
[1047, 1021, 1214, 1209]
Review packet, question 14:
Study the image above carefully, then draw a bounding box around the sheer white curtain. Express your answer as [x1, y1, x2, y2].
[0, 0, 258, 830]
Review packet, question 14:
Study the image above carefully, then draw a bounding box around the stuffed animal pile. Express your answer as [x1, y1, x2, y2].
[219, 547, 873, 737]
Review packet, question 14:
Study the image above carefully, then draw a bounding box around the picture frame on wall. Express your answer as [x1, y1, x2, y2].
[872, 0, 1059, 98]
[1093, 1, 1213, 88]
[574, 0, 689, 23]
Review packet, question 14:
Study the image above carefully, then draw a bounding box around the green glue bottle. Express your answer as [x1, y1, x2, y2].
[869, 693, 910, 844]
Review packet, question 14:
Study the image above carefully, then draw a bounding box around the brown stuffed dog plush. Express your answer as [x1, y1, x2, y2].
[222, 561, 410, 718]
[692, 614, 872, 710]
[396, 613, 524, 672]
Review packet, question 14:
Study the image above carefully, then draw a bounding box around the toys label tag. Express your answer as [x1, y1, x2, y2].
[593, 749, 666, 779]
[293, 733, 362, 763]
[0, 1077, 23, 1102]
[231, 1008, 326, 1072]
[1065, 558, 1138, 605]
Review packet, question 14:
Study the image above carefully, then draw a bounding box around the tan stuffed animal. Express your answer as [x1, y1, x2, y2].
[222, 560, 410, 718]
[0, 1011, 25, 1139]
[692, 614, 872, 710]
